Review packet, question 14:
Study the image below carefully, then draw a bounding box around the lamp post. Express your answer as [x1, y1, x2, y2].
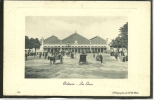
[66, 42, 71, 50]
[66, 42, 71, 56]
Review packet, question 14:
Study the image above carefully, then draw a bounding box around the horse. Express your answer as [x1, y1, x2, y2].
[49, 56, 55, 65]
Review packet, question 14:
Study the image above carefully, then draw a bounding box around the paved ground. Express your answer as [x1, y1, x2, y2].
[25, 53, 128, 79]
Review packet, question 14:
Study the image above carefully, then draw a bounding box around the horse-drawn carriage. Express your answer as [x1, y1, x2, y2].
[96, 55, 101, 61]
[79, 54, 87, 65]
[49, 53, 63, 65]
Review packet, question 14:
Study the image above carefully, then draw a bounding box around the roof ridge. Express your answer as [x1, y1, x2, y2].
[45, 35, 60, 41]
[75, 33, 89, 41]
[90, 36, 106, 41]
[62, 33, 75, 40]
[90, 36, 97, 40]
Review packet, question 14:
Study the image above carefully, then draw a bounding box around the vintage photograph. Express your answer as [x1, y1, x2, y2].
[4, 1, 151, 97]
[25, 16, 128, 79]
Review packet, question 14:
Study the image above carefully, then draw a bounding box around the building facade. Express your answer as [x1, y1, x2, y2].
[39, 32, 109, 53]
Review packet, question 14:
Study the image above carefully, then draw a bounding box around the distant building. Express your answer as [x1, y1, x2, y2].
[39, 32, 109, 53]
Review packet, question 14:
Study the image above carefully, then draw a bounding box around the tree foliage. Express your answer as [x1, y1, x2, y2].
[25, 36, 41, 53]
[110, 22, 128, 52]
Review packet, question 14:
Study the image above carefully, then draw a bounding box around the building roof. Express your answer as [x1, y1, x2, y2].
[42, 33, 107, 45]
[44, 35, 61, 44]
[62, 33, 90, 44]
[90, 36, 106, 44]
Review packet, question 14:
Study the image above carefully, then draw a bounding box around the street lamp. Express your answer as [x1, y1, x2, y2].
[66, 42, 71, 51]
[66, 42, 73, 57]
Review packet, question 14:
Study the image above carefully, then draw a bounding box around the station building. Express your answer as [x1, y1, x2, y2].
[39, 32, 109, 53]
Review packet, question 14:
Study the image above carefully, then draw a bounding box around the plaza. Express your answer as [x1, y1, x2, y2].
[25, 53, 128, 79]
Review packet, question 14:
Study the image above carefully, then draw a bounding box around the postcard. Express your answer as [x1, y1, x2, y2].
[4, 1, 151, 97]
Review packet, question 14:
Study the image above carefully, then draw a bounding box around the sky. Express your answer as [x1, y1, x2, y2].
[26, 16, 127, 42]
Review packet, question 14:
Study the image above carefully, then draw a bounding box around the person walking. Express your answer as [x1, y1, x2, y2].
[25, 52, 28, 60]
[48, 52, 51, 60]
[115, 51, 118, 60]
[93, 53, 95, 58]
[39, 52, 42, 59]
[100, 53, 103, 63]
[45, 52, 47, 59]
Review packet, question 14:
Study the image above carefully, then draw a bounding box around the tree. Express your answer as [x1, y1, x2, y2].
[33, 38, 41, 54]
[25, 36, 29, 49]
[25, 36, 42, 55]
[29, 38, 35, 49]
[114, 37, 122, 52]
[109, 22, 128, 54]
[119, 22, 128, 49]
[110, 39, 115, 52]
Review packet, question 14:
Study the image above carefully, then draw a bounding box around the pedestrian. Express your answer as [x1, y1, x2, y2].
[48, 52, 50, 60]
[34, 52, 36, 58]
[93, 53, 95, 58]
[118, 52, 121, 60]
[50, 52, 55, 65]
[115, 51, 118, 60]
[45, 52, 47, 59]
[25, 52, 28, 60]
[39, 52, 42, 59]
[100, 54, 103, 63]
[71, 52, 74, 58]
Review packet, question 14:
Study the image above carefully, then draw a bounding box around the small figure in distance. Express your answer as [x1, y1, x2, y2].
[100, 53, 103, 63]
[25, 52, 28, 61]
[93, 52, 95, 58]
[115, 51, 118, 60]
[39, 52, 42, 59]
[45, 52, 48, 59]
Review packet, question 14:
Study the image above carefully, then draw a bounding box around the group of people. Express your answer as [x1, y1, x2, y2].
[93, 52, 103, 63]
[25, 50, 104, 64]
[80, 50, 103, 64]
[113, 51, 127, 62]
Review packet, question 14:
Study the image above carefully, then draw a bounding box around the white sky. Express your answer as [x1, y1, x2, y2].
[26, 16, 127, 42]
